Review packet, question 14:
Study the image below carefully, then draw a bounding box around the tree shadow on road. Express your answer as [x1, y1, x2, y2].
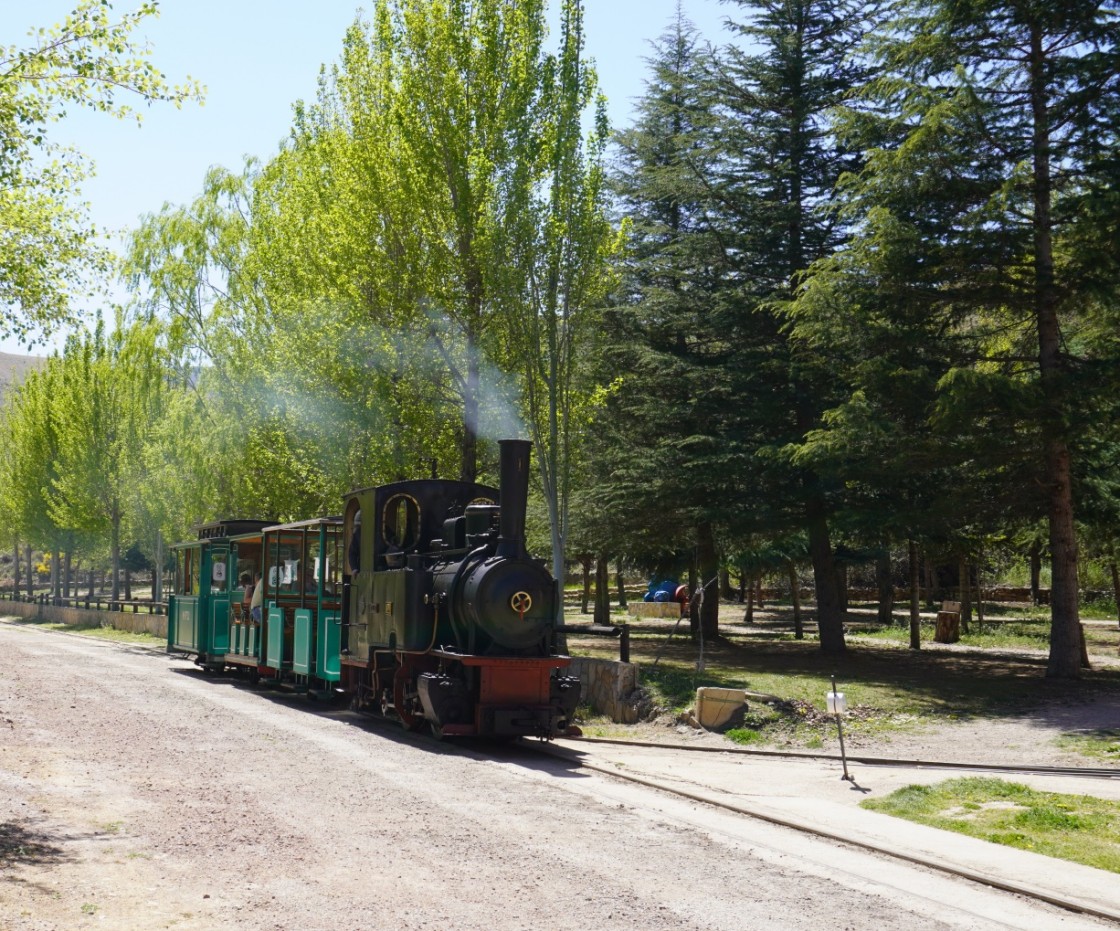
[0, 819, 70, 869]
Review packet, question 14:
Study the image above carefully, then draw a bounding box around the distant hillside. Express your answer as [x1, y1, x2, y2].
[0, 351, 45, 403]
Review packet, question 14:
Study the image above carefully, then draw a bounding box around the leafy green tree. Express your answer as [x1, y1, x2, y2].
[0, 0, 202, 343]
[48, 318, 164, 601]
[500, 0, 619, 602]
[0, 355, 72, 590]
[260, 0, 554, 482]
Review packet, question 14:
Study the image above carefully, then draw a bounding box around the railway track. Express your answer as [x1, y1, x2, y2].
[565, 734, 1120, 780]
[513, 736, 1120, 926]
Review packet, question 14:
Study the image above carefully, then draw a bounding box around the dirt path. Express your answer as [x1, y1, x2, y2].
[0, 622, 1113, 931]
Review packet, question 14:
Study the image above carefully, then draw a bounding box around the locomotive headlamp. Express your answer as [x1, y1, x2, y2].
[510, 591, 533, 618]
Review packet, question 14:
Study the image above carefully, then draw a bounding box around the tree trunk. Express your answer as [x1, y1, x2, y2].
[958, 555, 972, 634]
[1029, 538, 1043, 606]
[923, 556, 935, 609]
[719, 568, 732, 601]
[908, 539, 921, 650]
[696, 521, 719, 638]
[593, 556, 610, 625]
[25, 544, 33, 598]
[737, 566, 746, 604]
[744, 580, 754, 624]
[616, 564, 627, 609]
[13, 542, 20, 595]
[788, 559, 803, 640]
[876, 548, 895, 625]
[110, 517, 122, 606]
[975, 564, 985, 633]
[63, 548, 73, 600]
[154, 531, 164, 603]
[755, 572, 765, 609]
[88, 565, 96, 599]
[50, 550, 60, 605]
[834, 564, 848, 614]
[1027, 24, 1081, 678]
[459, 330, 480, 484]
[1110, 562, 1120, 629]
[809, 514, 845, 653]
[688, 561, 699, 634]
[124, 565, 133, 602]
[579, 555, 592, 615]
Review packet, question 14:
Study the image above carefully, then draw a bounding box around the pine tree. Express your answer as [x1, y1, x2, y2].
[709, 0, 879, 652]
[597, 10, 737, 637]
[802, 0, 1120, 676]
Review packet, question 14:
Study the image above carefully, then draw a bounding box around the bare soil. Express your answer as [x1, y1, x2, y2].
[1, 617, 1117, 931]
[569, 606, 1120, 768]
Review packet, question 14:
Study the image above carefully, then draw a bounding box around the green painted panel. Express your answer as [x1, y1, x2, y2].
[210, 596, 230, 654]
[317, 610, 341, 681]
[266, 605, 284, 668]
[293, 609, 313, 675]
[173, 597, 199, 651]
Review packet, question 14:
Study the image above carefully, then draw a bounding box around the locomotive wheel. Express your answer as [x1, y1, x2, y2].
[392, 669, 426, 732]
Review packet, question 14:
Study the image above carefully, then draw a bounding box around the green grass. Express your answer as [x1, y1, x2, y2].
[3, 617, 164, 646]
[725, 727, 765, 746]
[863, 777, 1120, 873]
[566, 607, 1120, 752]
[1055, 730, 1120, 761]
[848, 617, 1119, 657]
[849, 620, 1055, 651]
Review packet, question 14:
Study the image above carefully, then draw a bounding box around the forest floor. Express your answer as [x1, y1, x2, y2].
[565, 601, 1120, 770]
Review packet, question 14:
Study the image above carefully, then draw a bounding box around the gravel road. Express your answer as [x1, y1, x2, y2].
[0, 622, 1110, 931]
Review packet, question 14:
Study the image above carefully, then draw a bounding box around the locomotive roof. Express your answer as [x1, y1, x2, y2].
[261, 516, 343, 532]
[344, 478, 499, 499]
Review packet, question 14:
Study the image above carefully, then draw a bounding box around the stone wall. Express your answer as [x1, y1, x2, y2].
[566, 656, 641, 724]
[0, 599, 167, 639]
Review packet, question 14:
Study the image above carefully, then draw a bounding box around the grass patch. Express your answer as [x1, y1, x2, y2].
[725, 728, 765, 746]
[849, 618, 1118, 658]
[1055, 729, 1120, 762]
[6, 617, 164, 646]
[565, 605, 1120, 750]
[851, 620, 1053, 651]
[863, 777, 1120, 873]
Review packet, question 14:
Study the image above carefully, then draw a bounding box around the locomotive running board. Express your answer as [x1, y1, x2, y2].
[430, 649, 572, 668]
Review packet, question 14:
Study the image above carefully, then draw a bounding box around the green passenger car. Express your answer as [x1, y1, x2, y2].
[167, 520, 271, 669]
[168, 517, 344, 695]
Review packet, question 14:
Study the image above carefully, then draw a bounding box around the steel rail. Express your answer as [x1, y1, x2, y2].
[564, 735, 1120, 780]
[529, 740, 1120, 926]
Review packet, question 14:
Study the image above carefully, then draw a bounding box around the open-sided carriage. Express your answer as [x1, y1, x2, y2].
[167, 516, 344, 695]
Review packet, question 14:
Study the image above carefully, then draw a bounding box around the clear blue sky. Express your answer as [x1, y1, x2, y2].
[0, 0, 735, 355]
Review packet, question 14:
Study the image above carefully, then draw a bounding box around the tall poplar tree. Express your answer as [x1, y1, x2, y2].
[500, 0, 618, 598]
[49, 319, 165, 601]
[0, 0, 202, 343]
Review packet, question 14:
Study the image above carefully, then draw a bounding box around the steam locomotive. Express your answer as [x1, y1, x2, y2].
[167, 439, 580, 739]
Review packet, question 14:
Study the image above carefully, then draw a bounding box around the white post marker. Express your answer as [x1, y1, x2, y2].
[828, 673, 853, 782]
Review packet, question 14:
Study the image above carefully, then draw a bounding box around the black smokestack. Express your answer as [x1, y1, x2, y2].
[497, 439, 530, 558]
